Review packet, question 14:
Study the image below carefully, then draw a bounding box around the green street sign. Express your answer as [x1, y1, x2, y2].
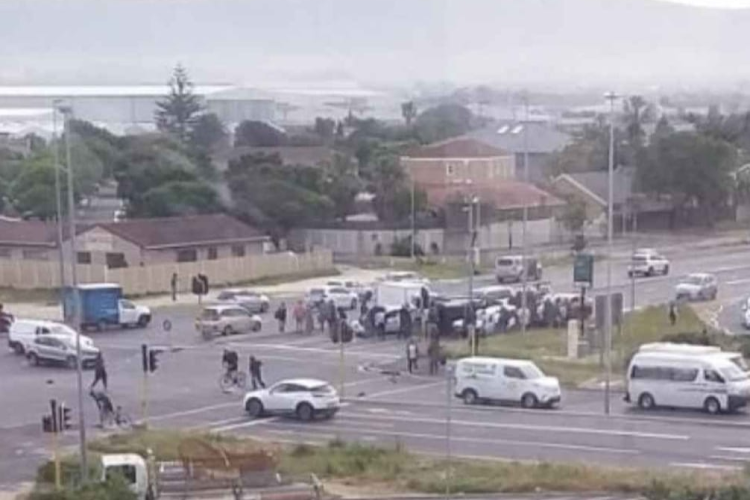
[574, 253, 594, 285]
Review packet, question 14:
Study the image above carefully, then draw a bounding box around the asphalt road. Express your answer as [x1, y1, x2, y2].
[6, 243, 750, 489]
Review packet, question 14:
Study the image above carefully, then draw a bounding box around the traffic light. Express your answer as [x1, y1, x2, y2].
[49, 399, 58, 433]
[148, 348, 162, 372]
[199, 274, 209, 295]
[141, 344, 148, 373]
[59, 403, 72, 431]
[192, 275, 209, 296]
[42, 415, 54, 433]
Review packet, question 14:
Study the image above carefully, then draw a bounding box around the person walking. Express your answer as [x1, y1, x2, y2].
[170, 273, 178, 302]
[304, 305, 315, 335]
[90, 352, 108, 391]
[249, 355, 266, 390]
[399, 303, 412, 340]
[293, 300, 305, 333]
[0, 303, 14, 334]
[428, 336, 440, 376]
[406, 339, 419, 374]
[275, 303, 287, 334]
[669, 302, 677, 326]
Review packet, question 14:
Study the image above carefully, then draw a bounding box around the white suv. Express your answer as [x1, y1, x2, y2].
[26, 334, 100, 369]
[628, 250, 669, 277]
[8, 319, 93, 355]
[243, 378, 340, 421]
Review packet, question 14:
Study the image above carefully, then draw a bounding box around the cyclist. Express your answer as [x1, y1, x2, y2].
[222, 348, 239, 378]
[90, 389, 114, 427]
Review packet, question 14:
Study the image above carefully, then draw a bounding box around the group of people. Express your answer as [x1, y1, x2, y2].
[222, 349, 266, 390]
[404, 327, 444, 375]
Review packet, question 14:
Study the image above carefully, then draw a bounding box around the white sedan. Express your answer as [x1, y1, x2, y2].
[324, 286, 359, 310]
[243, 378, 340, 421]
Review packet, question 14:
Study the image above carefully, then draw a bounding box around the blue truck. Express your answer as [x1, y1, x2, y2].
[63, 283, 151, 331]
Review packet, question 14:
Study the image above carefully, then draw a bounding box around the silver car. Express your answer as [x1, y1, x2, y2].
[196, 305, 262, 339]
[675, 273, 718, 302]
[26, 334, 100, 369]
[216, 289, 270, 314]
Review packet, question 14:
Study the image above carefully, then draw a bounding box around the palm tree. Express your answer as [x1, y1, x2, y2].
[401, 101, 417, 127]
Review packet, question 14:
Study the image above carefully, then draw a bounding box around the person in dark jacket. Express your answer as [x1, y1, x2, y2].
[399, 304, 412, 339]
[90, 353, 108, 391]
[249, 355, 266, 390]
[0, 304, 13, 334]
[275, 303, 288, 334]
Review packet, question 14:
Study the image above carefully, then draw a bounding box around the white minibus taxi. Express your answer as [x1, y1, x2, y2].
[638, 342, 749, 372]
[454, 357, 561, 409]
[625, 350, 750, 414]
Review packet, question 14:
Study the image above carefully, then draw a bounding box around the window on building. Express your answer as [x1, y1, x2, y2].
[446, 163, 455, 176]
[176, 249, 197, 262]
[77, 252, 92, 264]
[106, 252, 128, 269]
[231, 245, 245, 258]
[0, 248, 12, 259]
[207, 247, 218, 260]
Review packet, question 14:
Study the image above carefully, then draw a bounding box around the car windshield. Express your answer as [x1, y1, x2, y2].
[720, 364, 749, 382]
[522, 364, 545, 380]
[310, 384, 336, 395]
[49, 325, 76, 336]
[497, 259, 514, 266]
[632, 255, 648, 262]
[683, 276, 703, 285]
[309, 289, 325, 296]
[217, 292, 235, 300]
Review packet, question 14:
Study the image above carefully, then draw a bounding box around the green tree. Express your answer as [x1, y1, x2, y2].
[155, 64, 203, 143]
[139, 180, 221, 217]
[413, 103, 474, 144]
[622, 95, 655, 151]
[321, 154, 362, 220]
[559, 197, 588, 233]
[234, 120, 286, 147]
[9, 155, 63, 219]
[313, 117, 336, 142]
[639, 131, 737, 226]
[401, 101, 417, 127]
[189, 113, 228, 153]
[548, 115, 628, 175]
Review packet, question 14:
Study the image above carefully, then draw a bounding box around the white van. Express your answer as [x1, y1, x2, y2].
[638, 343, 749, 372]
[454, 357, 561, 409]
[625, 351, 750, 414]
[8, 319, 93, 355]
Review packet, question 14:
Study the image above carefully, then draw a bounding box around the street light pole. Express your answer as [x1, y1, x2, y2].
[60, 105, 88, 480]
[52, 103, 66, 295]
[467, 198, 476, 356]
[410, 173, 416, 259]
[521, 94, 530, 335]
[604, 91, 619, 416]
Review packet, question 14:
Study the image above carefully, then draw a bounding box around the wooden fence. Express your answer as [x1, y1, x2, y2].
[0, 250, 333, 295]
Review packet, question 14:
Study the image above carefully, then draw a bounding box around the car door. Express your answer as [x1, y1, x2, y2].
[265, 383, 301, 412]
[32, 337, 54, 361]
[119, 300, 137, 324]
[500, 365, 526, 402]
[702, 368, 726, 408]
[45, 337, 68, 363]
[236, 308, 253, 332]
[225, 308, 245, 333]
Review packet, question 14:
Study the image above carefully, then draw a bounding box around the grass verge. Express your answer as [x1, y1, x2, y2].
[86, 430, 743, 497]
[443, 304, 709, 386]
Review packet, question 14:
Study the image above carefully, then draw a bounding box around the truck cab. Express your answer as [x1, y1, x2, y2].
[101, 453, 152, 500]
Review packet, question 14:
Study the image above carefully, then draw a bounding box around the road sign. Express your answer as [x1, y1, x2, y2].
[162, 319, 172, 332]
[595, 292, 624, 329]
[574, 253, 594, 285]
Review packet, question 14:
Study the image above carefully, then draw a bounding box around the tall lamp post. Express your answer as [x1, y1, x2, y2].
[521, 93, 530, 335]
[52, 102, 66, 295]
[58, 104, 88, 479]
[604, 91, 619, 415]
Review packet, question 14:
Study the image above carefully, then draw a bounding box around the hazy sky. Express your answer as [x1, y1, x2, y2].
[1, 0, 749, 90]
[664, 0, 750, 7]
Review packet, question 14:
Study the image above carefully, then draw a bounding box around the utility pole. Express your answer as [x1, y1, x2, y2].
[467, 197, 477, 356]
[52, 102, 66, 297]
[521, 94, 530, 335]
[410, 174, 416, 260]
[444, 364, 453, 500]
[61, 105, 88, 480]
[604, 91, 619, 416]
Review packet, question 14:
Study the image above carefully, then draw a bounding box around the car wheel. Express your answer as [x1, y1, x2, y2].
[245, 398, 264, 418]
[663, 265, 670, 275]
[137, 316, 149, 328]
[462, 389, 478, 405]
[638, 393, 655, 410]
[28, 352, 39, 366]
[627, 271, 634, 278]
[521, 393, 538, 409]
[251, 321, 261, 332]
[296, 402, 314, 421]
[12, 342, 24, 355]
[66, 356, 78, 370]
[704, 397, 721, 415]
[222, 326, 233, 336]
[647, 267, 654, 277]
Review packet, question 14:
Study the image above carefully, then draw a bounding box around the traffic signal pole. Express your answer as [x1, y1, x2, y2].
[141, 344, 150, 426]
[49, 399, 61, 491]
[339, 338, 345, 399]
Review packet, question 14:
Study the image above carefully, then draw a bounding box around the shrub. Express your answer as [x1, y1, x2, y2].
[29, 475, 136, 500]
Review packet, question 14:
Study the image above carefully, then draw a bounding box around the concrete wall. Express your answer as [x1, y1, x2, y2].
[290, 227, 445, 258]
[404, 156, 516, 187]
[0, 250, 333, 295]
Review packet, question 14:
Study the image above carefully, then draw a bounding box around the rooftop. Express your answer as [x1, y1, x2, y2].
[555, 167, 636, 206]
[0, 85, 233, 97]
[404, 137, 509, 159]
[427, 180, 564, 210]
[467, 121, 571, 155]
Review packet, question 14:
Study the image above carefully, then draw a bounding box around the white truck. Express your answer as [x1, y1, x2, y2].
[375, 281, 427, 310]
[101, 454, 153, 500]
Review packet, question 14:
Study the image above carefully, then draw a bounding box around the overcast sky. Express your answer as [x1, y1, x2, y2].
[1, 0, 749, 90]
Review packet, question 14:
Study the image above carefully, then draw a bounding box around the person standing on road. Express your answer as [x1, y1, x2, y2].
[249, 355, 266, 390]
[293, 300, 305, 333]
[669, 302, 677, 326]
[304, 305, 315, 335]
[275, 303, 287, 334]
[427, 335, 440, 375]
[90, 352, 108, 391]
[0, 303, 13, 334]
[406, 339, 419, 374]
[399, 303, 412, 340]
[170, 273, 178, 302]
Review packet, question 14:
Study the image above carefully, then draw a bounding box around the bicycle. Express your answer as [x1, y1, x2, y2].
[219, 370, 247, 392]
[90, 390, 132, 429]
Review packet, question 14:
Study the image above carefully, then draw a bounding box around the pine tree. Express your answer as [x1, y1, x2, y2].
[155, 65, 203, 143]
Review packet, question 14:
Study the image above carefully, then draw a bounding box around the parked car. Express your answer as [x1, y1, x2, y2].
[26, 334, 100, 369]
[473, 286, 515, 307]
[196, 305, 262, 338]
[675, 273, 718, 302]
[628, 251, 670, 277]
[8, 319, 93, 355]
[243, 378, 340, 421]
[495, 256, 542, 283]
[454, 357, 562, 409]
[326, 280, 372, 301]
[307, 286, 358, 310]
[216, 289, 270, 313]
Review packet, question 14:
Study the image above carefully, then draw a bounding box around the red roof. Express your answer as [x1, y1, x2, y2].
[426, 180, 564, 210]
[405, 138, 508, 159]
[93, 214, 266, 249]
[0, 218, 57, 247]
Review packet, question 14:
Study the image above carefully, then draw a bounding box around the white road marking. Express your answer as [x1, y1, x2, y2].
[147, 402, 238, 423]
[259, 420, 639, 455]
[211, 417, 278, 433]
[726, 278, 750, 286]
[235, 343, 399, 360]
[709, 455, 750, 462]
[715, 446, 750, 454]
[358, 381, 445, 400]
[342, 411, 690, 441]
[670, 462, 740, 471]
